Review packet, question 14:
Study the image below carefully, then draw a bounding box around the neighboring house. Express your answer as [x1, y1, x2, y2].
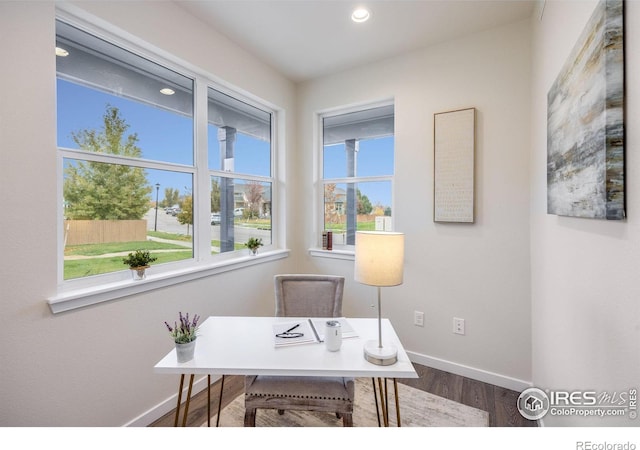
[234, 182, 272, 217]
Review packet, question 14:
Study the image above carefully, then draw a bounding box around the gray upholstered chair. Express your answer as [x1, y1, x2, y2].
[244, 274, 355, 426]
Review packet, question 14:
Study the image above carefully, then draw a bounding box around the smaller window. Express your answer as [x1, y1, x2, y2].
[208, 87, 273, 253]
[321, 103, 395, 247]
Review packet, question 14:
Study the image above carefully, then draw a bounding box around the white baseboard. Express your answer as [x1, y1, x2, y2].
[124, 374, 221, 427]
[407, 350, 532, 393]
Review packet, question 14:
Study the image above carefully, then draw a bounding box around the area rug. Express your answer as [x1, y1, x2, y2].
[205, 378, 489, 427]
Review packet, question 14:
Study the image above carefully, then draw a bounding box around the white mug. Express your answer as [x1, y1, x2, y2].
[325, 320, 342, 351]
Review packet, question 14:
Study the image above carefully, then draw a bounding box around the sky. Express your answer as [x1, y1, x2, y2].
[324, 137, 394, 209]
[57, 79, 393, 208]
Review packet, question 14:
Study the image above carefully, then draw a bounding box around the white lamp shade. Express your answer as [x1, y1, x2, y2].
[354, 231, 404, 287]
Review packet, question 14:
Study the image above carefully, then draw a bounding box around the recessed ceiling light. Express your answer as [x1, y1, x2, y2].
[351, 7, 370, 23]
[55, 47, 69, 57]
[160, 88, 175, 96]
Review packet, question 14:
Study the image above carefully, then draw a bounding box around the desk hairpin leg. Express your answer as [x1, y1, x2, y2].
[173, 374, 196, 427]
[376, 377, 389, 427]
[182, 374, 195, 427]
[207, 375, 211, 427]
[174, 374, 225, 428]
[393, 378, 401, 427]
[381, 378, 389, 426]
[371, 378, 381, 427]
[372, 378, 402, 427]
[174, 374, 186, 427]
[216, 375, 225, 427]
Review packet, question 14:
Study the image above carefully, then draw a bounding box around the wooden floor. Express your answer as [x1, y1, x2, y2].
[150, 362, 537, 427]
[399, 363, 536, 427]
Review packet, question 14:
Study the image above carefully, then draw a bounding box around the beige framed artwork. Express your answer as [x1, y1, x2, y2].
[433, 107, 476, 223]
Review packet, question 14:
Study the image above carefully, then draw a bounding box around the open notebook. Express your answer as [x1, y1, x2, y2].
[273, 317, 357, 347]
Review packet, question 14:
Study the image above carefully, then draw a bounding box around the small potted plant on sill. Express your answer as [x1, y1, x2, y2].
[245, 237, 263, 256]
[122, 249, 157, 281]
[165, 312, 200, 363]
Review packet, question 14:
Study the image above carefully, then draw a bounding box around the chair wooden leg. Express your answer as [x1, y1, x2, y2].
[244, 408, 257, 426]
[342, 413, 353, 427]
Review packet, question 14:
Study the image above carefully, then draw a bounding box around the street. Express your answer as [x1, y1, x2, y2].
[143, 208, 271, 246]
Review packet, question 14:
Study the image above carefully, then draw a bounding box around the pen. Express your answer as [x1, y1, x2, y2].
[285, 323, 300, 333]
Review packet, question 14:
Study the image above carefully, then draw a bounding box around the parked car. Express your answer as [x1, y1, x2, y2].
[166, 205, 181, 215]
[211, 212, 221, 225]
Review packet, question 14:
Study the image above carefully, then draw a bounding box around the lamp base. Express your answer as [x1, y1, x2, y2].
[363, 340, 397, 366]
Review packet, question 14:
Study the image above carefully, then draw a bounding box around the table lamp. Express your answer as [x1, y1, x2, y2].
[354, 231, 404, 366]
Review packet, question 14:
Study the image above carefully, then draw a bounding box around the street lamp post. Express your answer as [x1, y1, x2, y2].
[154, 183, 160, 232]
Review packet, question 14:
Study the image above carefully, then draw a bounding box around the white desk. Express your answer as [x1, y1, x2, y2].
[154, 316, 418, 426]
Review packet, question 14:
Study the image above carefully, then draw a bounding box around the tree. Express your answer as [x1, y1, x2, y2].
[356, 189, 373, 215]
[162, 188, 180, 209]
[372, 204, 386, 216]
[244, 181, 264, 219]
[63, 105, 151, 220]
[211, 179, 221, 213]
[177, 195, 193, 235]
[324, 183, 343, 225]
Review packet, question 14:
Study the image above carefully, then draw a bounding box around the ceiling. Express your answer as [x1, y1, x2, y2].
[176, 0, 536, 83]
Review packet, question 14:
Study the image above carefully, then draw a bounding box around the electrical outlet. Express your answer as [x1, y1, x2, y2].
[453, 317, 465, 335]
[414, 311, 424, 327]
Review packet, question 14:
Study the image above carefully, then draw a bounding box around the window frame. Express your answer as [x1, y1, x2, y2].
[312, 99, 396, 258]
[49, 10, 286, 313]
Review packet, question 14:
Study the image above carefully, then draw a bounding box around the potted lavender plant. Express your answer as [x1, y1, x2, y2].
[164, 312, 200, 363]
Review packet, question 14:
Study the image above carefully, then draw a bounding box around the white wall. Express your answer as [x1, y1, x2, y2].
[0, 1, 297, 426]
[297, 20, 532, 387]
[9, 0, 635, 429]
[530, 0, 640, 426]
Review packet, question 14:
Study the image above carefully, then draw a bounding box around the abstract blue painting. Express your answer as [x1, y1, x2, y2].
[547, 0, 624, 220]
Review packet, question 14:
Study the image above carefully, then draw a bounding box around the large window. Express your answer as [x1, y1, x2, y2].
[321, 103, 395, 248]
[56, 19, 275, 288]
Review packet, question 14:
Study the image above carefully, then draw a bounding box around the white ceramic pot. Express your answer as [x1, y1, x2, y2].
[175, 339, 196, 363]
[130, 266, 149, 280]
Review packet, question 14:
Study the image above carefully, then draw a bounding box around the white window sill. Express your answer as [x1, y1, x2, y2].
[47, 249, 290, 314]
[308, 248, 354, 261]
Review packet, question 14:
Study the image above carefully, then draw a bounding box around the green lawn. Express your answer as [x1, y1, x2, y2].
[147, 232, 245, 250]
[64, 219, 379, 280]
[64, 240, 186, 256]
[324, 221, 376, 232]
[147, 231, 192, 242]
[64, 250, 193, 279]
[64, 236, 246, 280]
[236, 218, 271, 230]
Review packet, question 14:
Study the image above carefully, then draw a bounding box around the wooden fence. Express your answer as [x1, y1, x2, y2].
[64, 220, 147, 246]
